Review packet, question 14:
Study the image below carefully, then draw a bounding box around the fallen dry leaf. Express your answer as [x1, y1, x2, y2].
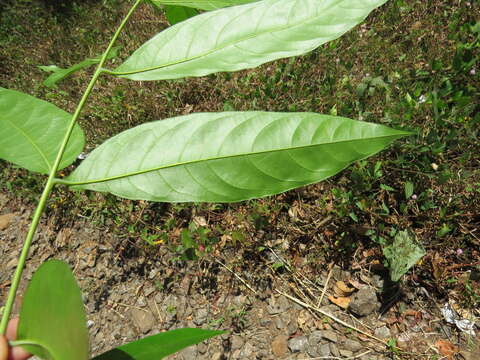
[435, 339, 458, 360]
[328, 295, 351, 309]
[333, 281, 355, 296]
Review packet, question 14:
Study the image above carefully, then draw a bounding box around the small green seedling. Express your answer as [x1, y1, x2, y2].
[0, 0, 405, 358]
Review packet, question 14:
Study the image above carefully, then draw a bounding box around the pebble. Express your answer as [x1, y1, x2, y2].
[348, 287, 380, 317]
[343, 339, 364, 352]
[0, 213, 15, 230]
[130, 308, 156, 334]
[271, 335, 289, 357]
[374, 326, 391, 339]
[288, 335, 308, 353]
[321, 330, 338, 343]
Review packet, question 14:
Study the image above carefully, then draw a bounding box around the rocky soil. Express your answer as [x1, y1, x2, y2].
[1, 192, 479, 359]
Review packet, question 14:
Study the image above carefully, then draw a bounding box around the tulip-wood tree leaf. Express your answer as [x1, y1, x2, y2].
[0, 88, 85, 174]
[93, 328, 224, 360]
[64, 112, 409, 203]
[16, 260, 89, 360]
[111, 0, 388, 81]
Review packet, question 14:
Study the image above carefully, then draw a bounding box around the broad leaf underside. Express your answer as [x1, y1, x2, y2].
[113, 0, 389, 80]
[0, 88, 84, 174]
[67, 112, 408, 203]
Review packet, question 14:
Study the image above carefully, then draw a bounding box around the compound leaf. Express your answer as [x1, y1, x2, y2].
[65, 112, 409, 203]
[17, 260, 89, 360]
[112, 0, 388, 80]
[0, 88, 85, 174]
[93, 328, 223, 360]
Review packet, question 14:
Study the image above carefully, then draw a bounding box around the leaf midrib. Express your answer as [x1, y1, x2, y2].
[111, 0, 380, 76]
[64, 132, 407, 186]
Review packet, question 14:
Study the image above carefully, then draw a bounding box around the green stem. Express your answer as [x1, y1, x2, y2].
[0, 0, 143, 335]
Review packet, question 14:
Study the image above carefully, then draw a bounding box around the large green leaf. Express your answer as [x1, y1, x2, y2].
[93, 328, 224, 360]
[17, 260, 89, 360]
[65, 112, 409, 202]
[110, 0, 388, 81]
[164, 5, 199, 25]
[0, 88, 85, 174]
[149, 0, 257, 11]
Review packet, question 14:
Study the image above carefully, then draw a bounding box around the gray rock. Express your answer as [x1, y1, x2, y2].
[343, 339, 363, 352]
[231, 336, 245, 351]
[130, 308, 156, 334]
[194, 307, 208, 325]
[339, 349, 354, 357]
[374, 326, 391, 339]
[321, 330, 338, 343]
[288, 335, 309, 353]
[179, 345, 197, 359]
[239, 342, 254, 357]
[267, 295, 291, 315]
[348, 287, 380, 317]
[318, 343, 331, 357]
[330, 343, 340, 357]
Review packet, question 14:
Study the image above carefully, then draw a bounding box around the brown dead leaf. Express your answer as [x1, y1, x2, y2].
[333, 281, 355, 296]
[328, 295, 351, 309]
[435, 339, 458, 360]
[432, 252, 445, 281]
[348, 279, 363, 289]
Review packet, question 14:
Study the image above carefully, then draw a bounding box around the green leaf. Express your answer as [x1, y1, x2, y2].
[65, 112, 409, 202]
[383, 230, 425, 282]
[111, 0, 389, 81]
[92, 328, 224, 360]
[149, 0, 257, 11]
[39, 46, 121, 88]
[17, 260, 89, 360]
[404, 181, 414, 199]
[164, 5, 199, 25]
[0, 88, 85, 174]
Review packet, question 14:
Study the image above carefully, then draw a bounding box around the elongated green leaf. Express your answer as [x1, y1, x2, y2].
[39, 46, 120, 88]
[0, 88, 85, 174]
[149, 0, 257, 11]
[93, 328, 223, 360]
[65, 112, 409, 203]
[17, 260, 89, 360]
[164, 5, 199, 25]
[111, 0, 388, 81]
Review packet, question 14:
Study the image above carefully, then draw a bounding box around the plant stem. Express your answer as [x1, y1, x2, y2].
[0, 0, 143, 335]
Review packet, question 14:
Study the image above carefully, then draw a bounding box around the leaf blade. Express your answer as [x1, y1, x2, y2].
[66, 112, 409, 203]
[112, 0, 389, 80]
[164, 5, 199, 25]
[149, 0, 257, 11]
[93, 328, 223, 360]
[0, 88, 85, 174]
[17, 260, 89, 360]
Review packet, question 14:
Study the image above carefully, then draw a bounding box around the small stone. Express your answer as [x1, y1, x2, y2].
[288, 335, 308, 353]
[0, 213, 15, 230]
[348, 287, 380, 317]
[211, 352, 222, 360]
[271, 335, 289, 357]
[231, 336, 245, 351]
[194, 307, 208, 325]
[179, 345, 197, 359]
[274, 316, 287, 329]
[267, 295, 291, 315]
[374, 326, 391, 339]
[321, 330, 338, 343]
[339, 349, 354, 357]
[318, 343, 331, 357]
[343, 339, 363, 352]
[330, 343, 340, 357]
[130, 309, 156, 334]
[197, 342, 208, 354]
[240, 342, 254, 357]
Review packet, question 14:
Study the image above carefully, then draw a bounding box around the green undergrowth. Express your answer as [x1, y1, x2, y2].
[1, 0, 479, 310]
